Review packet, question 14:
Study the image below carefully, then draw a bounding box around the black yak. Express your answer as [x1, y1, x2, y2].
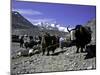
[67, 25, 92, 53]
[41, 32, 59, 56]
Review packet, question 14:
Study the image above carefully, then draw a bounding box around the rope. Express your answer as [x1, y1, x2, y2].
[40, 43, 59, 50]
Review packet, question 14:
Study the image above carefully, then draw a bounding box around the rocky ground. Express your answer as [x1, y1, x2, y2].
[11, 43, 96, 75]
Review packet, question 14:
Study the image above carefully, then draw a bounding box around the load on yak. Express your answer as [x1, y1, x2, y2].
[67, 25, 92, 53]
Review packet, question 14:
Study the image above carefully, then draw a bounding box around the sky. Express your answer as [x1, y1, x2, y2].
[12, 0, 96, 28]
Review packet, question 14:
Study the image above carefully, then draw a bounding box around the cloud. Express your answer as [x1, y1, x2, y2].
[56, 25, 60, 28]
[57, 26, 66, 32]
[51, 24, 55, 27]
[12, 8, 42, 15]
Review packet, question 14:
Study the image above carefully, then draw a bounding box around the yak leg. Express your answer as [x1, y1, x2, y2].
[52, 46, 56, 54]
[83, 45, 86, 52]
[81, 45, 85, 52]
[52, 49, 55, 54]
[81, 47, 84, 52]
[47, 47, 50, 56]
[42, 48, 45, 55]
[47, 51, 50, 56]
[76, 46, 79, 53]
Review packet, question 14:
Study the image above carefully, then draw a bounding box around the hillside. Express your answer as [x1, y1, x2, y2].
[12, 11, 38, 29]
[85, 19, 96, 45]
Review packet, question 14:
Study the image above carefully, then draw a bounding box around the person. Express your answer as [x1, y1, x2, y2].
[23, 34, 30, 49]
[34, 36, 40, 43]
[59, 37, 65, 49]
[28, 36, 34, 49]
[19, 35, 24, 48]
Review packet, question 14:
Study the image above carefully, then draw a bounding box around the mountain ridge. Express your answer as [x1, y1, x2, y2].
[12, 11, 38, 29]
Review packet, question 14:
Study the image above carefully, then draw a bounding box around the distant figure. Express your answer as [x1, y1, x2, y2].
[34, 36, 40, 44]
[28, 36, 34, 49]
[59, 37, 65, 49]
[19, 35, 24, 48]
[23, 34, 30, 49]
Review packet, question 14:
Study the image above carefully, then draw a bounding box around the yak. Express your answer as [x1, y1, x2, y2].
[67, 25, 92, 53]
[41, 32, 59, 56]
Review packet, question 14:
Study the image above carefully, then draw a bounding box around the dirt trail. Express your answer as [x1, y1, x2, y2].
[11, 43, 96, 75]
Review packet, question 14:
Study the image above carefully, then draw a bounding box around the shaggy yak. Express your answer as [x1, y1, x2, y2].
[41, 32, 59, 56]
[67, 25, 92, 53]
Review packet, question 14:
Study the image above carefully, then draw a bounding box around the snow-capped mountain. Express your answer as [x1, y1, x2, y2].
[12, 11, 70, 32]
[33, 22, 68, 32]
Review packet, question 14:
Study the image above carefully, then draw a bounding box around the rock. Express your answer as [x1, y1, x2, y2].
[87, 65, 93, 70]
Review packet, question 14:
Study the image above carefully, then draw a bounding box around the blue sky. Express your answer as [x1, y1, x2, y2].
[12, 0, 96, 27]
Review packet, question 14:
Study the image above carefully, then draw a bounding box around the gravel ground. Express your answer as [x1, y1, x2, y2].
[11, 43, 96, 75]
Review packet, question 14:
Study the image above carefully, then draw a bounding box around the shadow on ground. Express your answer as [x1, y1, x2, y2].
[85, 45, 96, 59]
[50, 50, 66, 56]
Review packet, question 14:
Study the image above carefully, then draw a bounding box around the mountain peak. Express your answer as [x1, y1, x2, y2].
[12, 11, 38, 29]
